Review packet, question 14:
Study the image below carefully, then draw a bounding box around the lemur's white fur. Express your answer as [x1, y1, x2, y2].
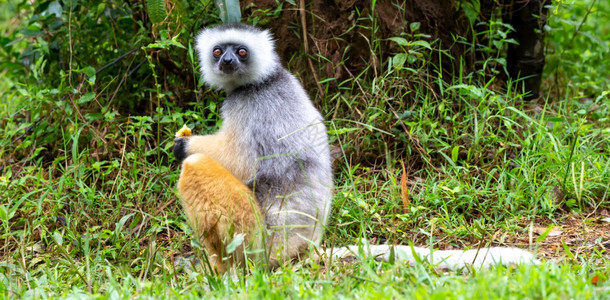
[195, 26, 280, 92]
[177, 23, 539, 271]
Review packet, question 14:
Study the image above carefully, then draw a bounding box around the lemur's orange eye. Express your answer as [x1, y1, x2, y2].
[238, 48, 247, 57]
[213, 48, 222, 56]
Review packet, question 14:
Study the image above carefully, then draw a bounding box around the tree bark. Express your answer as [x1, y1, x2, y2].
[505, 0, 550, 100]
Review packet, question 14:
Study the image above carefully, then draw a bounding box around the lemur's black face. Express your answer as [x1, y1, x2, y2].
[212, 44, 249, 74]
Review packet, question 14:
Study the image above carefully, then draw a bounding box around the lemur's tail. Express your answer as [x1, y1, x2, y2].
[319, 244, 539, 269]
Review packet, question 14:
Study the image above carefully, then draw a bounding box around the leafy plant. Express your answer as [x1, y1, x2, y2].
[147, 0, 167, 24]
[216, 0, 242, 23]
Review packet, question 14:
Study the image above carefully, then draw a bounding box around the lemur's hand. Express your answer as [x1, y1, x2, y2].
[173, 137, 189, 163]
[174, 125, 192, 163]
[175, 124, 192, 138]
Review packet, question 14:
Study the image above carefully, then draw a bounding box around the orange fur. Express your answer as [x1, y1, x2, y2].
[183, 128, 252, 182]
[177, 153, 262, 273]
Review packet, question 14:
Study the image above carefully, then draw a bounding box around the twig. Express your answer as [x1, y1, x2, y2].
[95, 48, 139, 75]
[68, 0, 73, 87]
[103, 57, 141, 116]
[333, 65, 367, 120]
[299, 0, 325, 99]
[128, 59, 147, 78]
[389, 106, 441, 174]
[155, 198, 176, 215]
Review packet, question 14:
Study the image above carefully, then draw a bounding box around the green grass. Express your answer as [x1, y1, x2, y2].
[3, 261, 609, 298]
[1, 0, 609, 298]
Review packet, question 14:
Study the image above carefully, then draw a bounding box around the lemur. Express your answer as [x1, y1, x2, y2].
[174, 23, 538, 272]
[174, 23, 333, 270]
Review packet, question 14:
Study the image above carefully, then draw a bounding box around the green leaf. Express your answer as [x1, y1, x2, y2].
[143, 33, 186, 50]
[461, 1, 480, 25]
[535, 224, 555, 243]
[215, 0, 241, 23]
[409, 40, 431, 50]
[78, 66, 96, 85]
[407, 53, 417, 64]
[225, 233, 245, 254]
[79, 66, 96, 79]
[85, 113, 103, 122]
[451, 146, 460, 163]
[147, 0, 167, 24]
[46, 1, 63, 18]
[409, 22, 420, 32]
[328, 127, 358, 135]
[561, 239, 574, 260]
[21, 24, 43, 37]
[392, 53, 407, 68]
[0, 205, 7, 223]
[78, 92, 96, 104]
[113, 213, 135, 242]
[388, 37, 408, 46]
[53, 231, 63, 246]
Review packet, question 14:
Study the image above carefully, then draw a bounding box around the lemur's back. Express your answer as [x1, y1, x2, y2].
[222, 67, 333, 260]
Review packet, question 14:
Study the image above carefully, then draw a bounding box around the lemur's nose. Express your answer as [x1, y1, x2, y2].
[222, 56, 233, 64]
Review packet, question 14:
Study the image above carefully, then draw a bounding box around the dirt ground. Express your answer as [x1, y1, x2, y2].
[436, 209, 610, 263]
[519, 210, 610, 263]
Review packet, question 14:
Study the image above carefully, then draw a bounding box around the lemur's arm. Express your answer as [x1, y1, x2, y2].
[173, 134, 227, 163]
[174, 132, 253, 183]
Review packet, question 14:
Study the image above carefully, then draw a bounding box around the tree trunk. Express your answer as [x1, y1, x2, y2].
[505, 0, 550, 100]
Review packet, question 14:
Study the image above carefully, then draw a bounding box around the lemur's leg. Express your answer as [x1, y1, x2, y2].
[175, 134, 305, 269]
[258, 194, 325, 269]
[177, 152, 264, 272]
